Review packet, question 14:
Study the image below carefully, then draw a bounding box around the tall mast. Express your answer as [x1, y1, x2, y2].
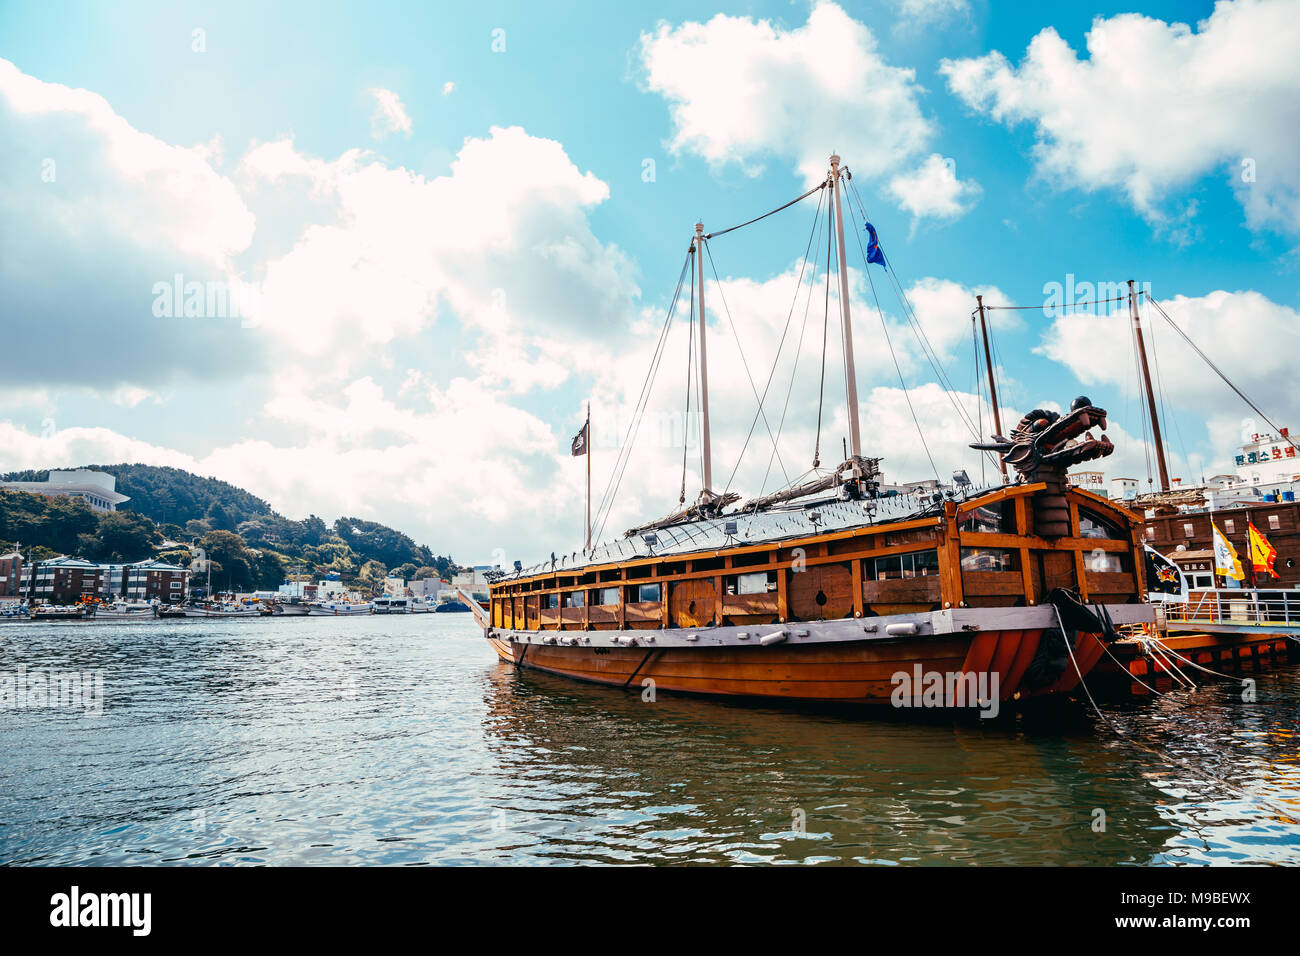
[829, 155, 862, 461]
[976, 294, 1007, 478]
[585, 403, 592, 553]
[1129, 279, 1170, 492]
[695, 222, 713, 492]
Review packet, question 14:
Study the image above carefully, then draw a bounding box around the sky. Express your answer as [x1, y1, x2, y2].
[1, 0, 1298, 567]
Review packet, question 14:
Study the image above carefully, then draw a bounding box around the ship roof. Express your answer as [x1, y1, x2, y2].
[503, 482, 1012, 581]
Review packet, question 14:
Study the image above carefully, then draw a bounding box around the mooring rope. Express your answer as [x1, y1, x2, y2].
[1055, 606, 1300, 825]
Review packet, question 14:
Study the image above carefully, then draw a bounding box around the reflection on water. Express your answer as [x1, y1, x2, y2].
[0, 615, 1296, 865]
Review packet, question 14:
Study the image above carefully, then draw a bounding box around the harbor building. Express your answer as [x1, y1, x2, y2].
[0, 550, 22, 597]
[125, 560, 190, 603]
[19, 556, 106, 603]
[0, 469, 130, 512]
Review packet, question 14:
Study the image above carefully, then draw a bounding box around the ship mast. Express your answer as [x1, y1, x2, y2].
[695, 221, 714, 493]
[1129, 278, 1170, 492]
[976, 294, 1007, 478]
[829, 155, 863, 462]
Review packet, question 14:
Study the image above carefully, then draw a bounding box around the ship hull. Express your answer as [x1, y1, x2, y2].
[485, 604, 1152, 707]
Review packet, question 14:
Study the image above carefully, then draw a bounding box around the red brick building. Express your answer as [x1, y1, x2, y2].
[1143, 500, 1300, 589]
[22, 556, 105, 604]
[0, 550, 22, 597]
[125, 560, 189, 603]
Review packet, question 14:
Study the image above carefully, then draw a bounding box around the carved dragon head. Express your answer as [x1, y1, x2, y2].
[971, 396, 1114, 483]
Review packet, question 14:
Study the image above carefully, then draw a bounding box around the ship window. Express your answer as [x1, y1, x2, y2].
[543, 593, 559, 609]
[1269, 514, 1281, 530]
[1183, 522, 1195, 538]
[868, 549, 940, 580]
[959, 548, 1018, 572]
[737, 572, 769, 594]
[635, 582, 661, 603]
[564, 591, 585, 608]
[1084, 550, 1124, 573]
[1223, 519, 1235, 534]
[958, 501, 1013, 534]
[594, 587, 619, 606]
[1144, 526, 1156, 540]
[1078, 508, 1124, 539]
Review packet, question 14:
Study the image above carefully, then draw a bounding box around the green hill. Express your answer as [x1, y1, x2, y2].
[0, 464, 458, 590]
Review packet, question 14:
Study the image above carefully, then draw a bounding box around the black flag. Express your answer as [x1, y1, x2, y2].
[570, 421, 588, 456]
[1144, 545, 1183, 596]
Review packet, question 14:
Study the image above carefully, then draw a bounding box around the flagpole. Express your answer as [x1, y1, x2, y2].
[585, 403, 591, 554]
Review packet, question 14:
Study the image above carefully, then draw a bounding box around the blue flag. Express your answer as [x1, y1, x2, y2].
[863, 221, 886, 266]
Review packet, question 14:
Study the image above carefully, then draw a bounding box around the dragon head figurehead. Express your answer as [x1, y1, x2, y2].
[970, 396, 1114, 537]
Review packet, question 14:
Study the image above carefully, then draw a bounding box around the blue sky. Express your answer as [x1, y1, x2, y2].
[2, 0, 1298, 563]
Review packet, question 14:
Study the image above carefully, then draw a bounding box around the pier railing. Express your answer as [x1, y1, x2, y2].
[1165, 589, 1300, 629]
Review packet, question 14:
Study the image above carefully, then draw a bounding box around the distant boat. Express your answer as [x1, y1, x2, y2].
[305, 600, 373, 616]
[0, 602, 29, 620]
[373, 596, 412, 614]
[95, 601, 156, 620]
[31, 604, 95, 621]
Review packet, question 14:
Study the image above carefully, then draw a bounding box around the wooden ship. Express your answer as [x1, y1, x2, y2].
[465, 154, 1154, 707]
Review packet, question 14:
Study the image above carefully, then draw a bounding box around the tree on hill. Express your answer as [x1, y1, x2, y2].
[358, 560, 388, 595]
[0, 489, 99, 555]
[80, 510, 162, 563]
[198, 530, 258, 592]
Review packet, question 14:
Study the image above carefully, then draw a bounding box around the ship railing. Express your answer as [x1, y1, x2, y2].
[1165, 588, 1300, 628]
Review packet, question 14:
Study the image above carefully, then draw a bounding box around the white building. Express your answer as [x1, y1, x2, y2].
[1235, 429, 1300, 485]
[409, 578, 449, 600]
[0, 469, 129, 512]
[451, 567, 495, 601]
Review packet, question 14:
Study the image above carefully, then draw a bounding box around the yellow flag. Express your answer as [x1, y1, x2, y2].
[1212, 521, 1244, 581]
[1248, 521, 1280, 578]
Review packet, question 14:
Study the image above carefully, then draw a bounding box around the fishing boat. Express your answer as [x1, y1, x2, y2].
[305, 599, 373, 616]
[0, 601, 29, 620]
[373, 596, 411, 614]
[31, 603, 95, 621]
[472, 154, 1154, 708]
[95, 600, 156, 620]
[184, 599, 261, 618]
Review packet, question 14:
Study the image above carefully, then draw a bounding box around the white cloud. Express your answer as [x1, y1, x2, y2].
[236, 126, 637, 366]
[0, 58, 263, 389]
[368, 87, 413, 138]
[442, 81, 455, 96]
[940, 0, 1300, 237]
[892, 0, 971, 26]
[638, 0, 979, 210]
[888, 153, 982, 220]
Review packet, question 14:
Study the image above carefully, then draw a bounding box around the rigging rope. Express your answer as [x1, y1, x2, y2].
[714, 186, 827, 498]
[814, 193, 833, 470]
[842, 173, 998, 472]
[590, 249, 692, 545]
[1144, 291, 1300, 455]
[701, 241, 794, 493]
[760, 191, 831, 496]
[839, 179, 940, 482]
[703, 181, 826, 240]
